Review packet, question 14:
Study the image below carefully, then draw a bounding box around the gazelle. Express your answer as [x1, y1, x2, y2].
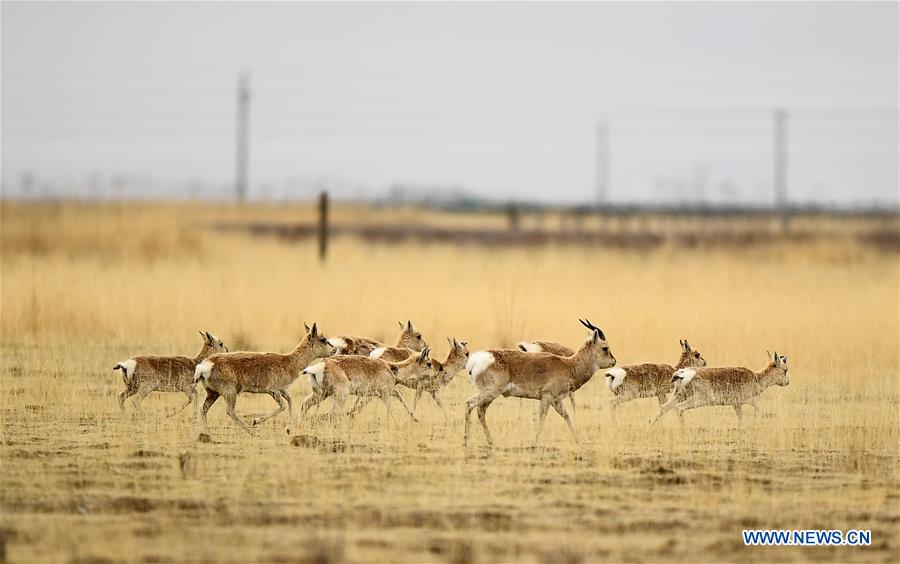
[464, 320, 616, 447]
[604, 339, 706, 418]
[514, 319, 599, 414]
[649, 351, 789, 426]
[328, 320, 426, 356]
[298, 347, 437, 426]
[193, 323, 335, 436]
[113, 331, 227, 415]
[396, 338, 469, 423]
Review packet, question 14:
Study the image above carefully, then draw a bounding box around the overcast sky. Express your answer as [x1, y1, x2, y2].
[2, 1, 897, 205]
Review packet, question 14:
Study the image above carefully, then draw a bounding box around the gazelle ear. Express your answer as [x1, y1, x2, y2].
[398, 321, 404, 329]
[200, 330, 206, 340]
[304, 322, 310, 332]
[418, 347, 430, 361]
[407, 320, 414, 333]
[683, 339, 691, 351]
[453, 338, 460, 349]
[309, 323, 318, 338]
[205, 331, 214, 344]
[592, 329, 601, 343]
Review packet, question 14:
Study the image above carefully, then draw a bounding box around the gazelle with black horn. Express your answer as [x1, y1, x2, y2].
[464, 319, 616, 447]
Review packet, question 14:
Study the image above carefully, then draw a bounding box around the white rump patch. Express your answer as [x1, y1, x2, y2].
[466, 351, 495, 381]
[517, 342, 543, 353]
[194, 359, 214, 384]
[604, 367, 627, 391]
[303, 362, 327, 386]
[672, 368, 697, 389]
[327, 337, 347, 354]
[369, 347, 387, 359]
[117, 359, 137, 384]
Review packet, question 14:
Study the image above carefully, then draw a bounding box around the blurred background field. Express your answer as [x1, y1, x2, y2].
[1, 201, 898, 562]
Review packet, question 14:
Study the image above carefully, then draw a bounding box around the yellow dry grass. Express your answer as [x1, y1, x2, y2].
[1, 200, 898, 563]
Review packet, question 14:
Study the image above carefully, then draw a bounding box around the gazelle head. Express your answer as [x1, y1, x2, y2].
[199, 330, 228, 353]
[766, 350, 790, 386]
[437, 338, 469, 381]
[302, 323, 337, 358]
[578, 318, 616, 370]
[396, 320, 427, 352]
[393, 346, 438, 384]
[679, 339, 706, 367]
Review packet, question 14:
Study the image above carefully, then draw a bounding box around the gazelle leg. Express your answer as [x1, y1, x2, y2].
[118, 387, 136, 412]
[476, 398, 495, 446]
[200, 390, 220, 435]
[131, 384, 156, 414]
[609, 395, 630, 421]
[412, 387, 424, 419]
[432, 390, 448, 426]
[464, 391, 498, 446]
[391, 389, 419, 422]
[649, 393, 680, 425]
[281, 390, 295, 434]
[251, 391, 286, 427]
[732, 405, 744, 427]
[381, 391, 393, 424]
[552, 398, 578, 443]
[168, 387, 197, 418]
[223, 392, 253, 434]
[533, 393, 553, 446]
[299, 390, 326, 422]
[347, 397, 374, 417]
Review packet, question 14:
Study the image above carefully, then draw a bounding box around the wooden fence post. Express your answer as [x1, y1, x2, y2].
[318, 191, 329, 262]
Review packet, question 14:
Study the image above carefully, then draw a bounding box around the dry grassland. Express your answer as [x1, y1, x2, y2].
[1, 201, 898, 563]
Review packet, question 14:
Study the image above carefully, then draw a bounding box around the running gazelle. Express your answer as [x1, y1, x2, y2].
[514, 318, 601, 415]
[604, 339, 706, 418]
[395, 338, 468, 423]
[328, 320, 426, 356]
[464, 320, 616, 446]
[650, 351, 789, 426]
[113, 331, 227, 415]
[193, 324, 335, 435]
[298, 347, 438, 426]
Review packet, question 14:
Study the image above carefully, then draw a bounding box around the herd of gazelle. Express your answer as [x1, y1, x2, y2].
[113, 320, 789, 445]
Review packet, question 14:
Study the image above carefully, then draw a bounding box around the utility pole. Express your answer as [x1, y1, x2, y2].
[774, 108, 788, 231]
[595, 120, 609, 207]
[236, 71, 251, 202]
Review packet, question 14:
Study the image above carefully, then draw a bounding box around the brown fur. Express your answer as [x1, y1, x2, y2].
[518, 340, 575, 356]
[650, 353, 789, 425]
[332, 320, 426, 356]
[298, 348, 437, 424]
[197, 324, 335, 435]
[370, 345, 414, 363]
[115, 331, 226, 415]
[464, 323, 616, 446]
[397, 338, 469, 423]
[606, 340, 706, 415]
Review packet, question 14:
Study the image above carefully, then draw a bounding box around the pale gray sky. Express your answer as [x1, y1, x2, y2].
[2, 1, 898, 205]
